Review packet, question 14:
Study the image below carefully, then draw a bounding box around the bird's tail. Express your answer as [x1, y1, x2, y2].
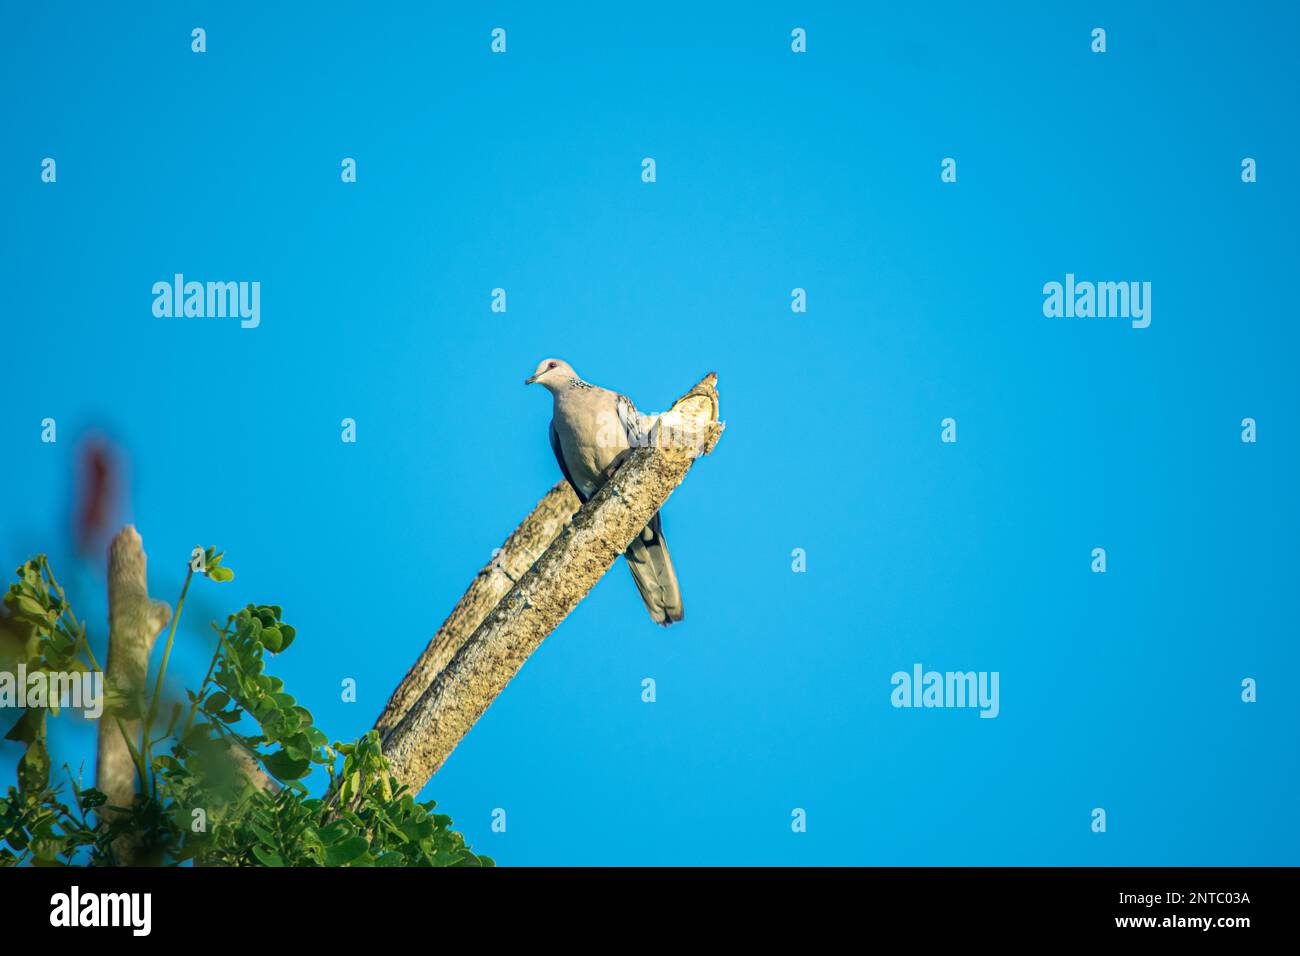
[625, 511, 684, 626]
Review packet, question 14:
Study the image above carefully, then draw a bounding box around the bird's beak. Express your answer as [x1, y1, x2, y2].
[523, 374, 538, 385]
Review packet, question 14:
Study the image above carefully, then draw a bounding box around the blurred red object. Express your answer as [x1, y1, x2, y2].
[74, 438, 122, 558]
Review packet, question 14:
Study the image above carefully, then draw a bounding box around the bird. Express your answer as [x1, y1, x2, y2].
[525, 358, 684, 626]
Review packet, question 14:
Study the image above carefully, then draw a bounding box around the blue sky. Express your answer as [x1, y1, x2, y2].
[2, 2, 1297, 864]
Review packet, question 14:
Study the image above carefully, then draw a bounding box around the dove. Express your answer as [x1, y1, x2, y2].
[525, 358, 684, 625]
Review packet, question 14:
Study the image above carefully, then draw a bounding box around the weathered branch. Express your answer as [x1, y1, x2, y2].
[96, 525, 170, 862]
[371, 480, 580, 739]
[380, 373, 723, 794]
[96, 526, 277, 862]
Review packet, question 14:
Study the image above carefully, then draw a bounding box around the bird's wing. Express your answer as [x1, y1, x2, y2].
[615, 393, 644, 449]
[550, 419, 589, 504]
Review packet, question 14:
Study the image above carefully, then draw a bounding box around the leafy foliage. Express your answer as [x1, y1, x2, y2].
[0, 551, 491, 867]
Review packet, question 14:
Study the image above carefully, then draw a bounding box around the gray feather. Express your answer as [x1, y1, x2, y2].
[542, 368, 685, 626]
[624, 512, 684, 626]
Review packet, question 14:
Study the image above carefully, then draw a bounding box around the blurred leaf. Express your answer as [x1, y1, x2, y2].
[4, 708, 45, 745]
[18, 738, 50, 793]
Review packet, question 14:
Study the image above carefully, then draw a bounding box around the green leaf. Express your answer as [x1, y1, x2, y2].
[282, 733, 311, 762]
[323, 836, 369, 867]
[251, 845, 285, 867]
[316, 821, 351, 845]
[19, 559, 40, 585]
[262, 750, 312, 781]
[9, 593, 50, 624]
[260, 626, 283, 652]
[241, 617, 262, 642]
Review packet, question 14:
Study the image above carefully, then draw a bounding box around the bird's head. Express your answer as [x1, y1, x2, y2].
[524, 358, 576, 390]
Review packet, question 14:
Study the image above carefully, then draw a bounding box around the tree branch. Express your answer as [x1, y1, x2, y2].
[95, 525, 170, 862]
[379, 372, 723, 794]
[371, 480, 580, 739]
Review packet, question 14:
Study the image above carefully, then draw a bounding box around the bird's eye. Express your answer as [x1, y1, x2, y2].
[548, 362, 557, 369]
